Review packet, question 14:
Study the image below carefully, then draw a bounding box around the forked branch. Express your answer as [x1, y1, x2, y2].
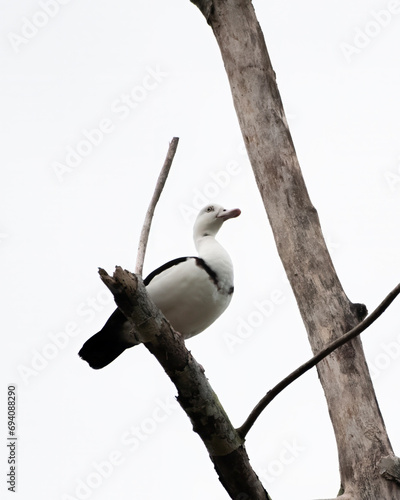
[237, 283, 400, 439]
[99, 266, 269, 500]
[102, 136, 269, 499]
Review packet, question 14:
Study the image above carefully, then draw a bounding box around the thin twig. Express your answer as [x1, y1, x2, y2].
[135, 137, 179, 276]
[237, 283, 400, 439]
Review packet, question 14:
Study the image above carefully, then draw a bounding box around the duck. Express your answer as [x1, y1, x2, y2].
[78, 203, 241, 368]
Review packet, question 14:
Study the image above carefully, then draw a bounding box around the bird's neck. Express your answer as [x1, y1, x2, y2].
[195, 236, 233, 290]
[196, 234, 224, 257]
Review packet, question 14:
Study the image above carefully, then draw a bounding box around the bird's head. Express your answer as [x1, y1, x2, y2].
[193, 204, 241, 242]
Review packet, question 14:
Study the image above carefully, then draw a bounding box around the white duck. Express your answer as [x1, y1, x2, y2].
[79, 203, 241, 368]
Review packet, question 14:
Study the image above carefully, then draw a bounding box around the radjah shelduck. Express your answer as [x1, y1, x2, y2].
[79, 203, 241, 368]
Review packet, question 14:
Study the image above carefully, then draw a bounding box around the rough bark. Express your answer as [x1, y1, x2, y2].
[379, 455, 400, 484]
[99, 267, 270, 500]
[190, 0, 400, 498]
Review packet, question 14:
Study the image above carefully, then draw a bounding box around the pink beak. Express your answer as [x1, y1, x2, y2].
[217, 208, 241, 221]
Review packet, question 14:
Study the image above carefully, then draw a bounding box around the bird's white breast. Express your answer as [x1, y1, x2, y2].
[146, 257, 233, 338]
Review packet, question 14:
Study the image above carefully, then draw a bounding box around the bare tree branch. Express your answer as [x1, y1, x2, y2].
[189, 0, 400, 496]
[126, 135, 269, 498]
[99, 266, 270, 500]
[135, 137, 179, 276]
[237, 283, 400, 439]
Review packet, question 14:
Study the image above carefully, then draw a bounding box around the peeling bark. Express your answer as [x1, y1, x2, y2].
[190, 0, 400, 497]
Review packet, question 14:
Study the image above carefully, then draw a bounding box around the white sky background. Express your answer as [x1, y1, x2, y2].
[1, 0, 400, 499]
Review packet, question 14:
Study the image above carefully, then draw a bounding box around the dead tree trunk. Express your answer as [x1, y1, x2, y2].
[191, 0, 400, 498]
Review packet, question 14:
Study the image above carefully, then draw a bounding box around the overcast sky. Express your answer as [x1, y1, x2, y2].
[2, 1, 400, 499]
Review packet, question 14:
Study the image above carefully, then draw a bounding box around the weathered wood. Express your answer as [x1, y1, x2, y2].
[191, 0, 400, 497]
[99, 266, 270, 499]
[379, 455, 400, 484]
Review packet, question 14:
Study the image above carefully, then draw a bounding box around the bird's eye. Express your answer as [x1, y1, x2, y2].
[206, 206, 214, 213]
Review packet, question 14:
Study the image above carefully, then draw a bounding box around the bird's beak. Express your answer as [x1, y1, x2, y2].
[217, 208, 241, 221]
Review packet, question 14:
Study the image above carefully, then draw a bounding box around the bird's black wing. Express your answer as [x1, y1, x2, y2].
[78, 308, 134, 369]
[143, 256, 196, 285]
[79, 256, 203, 369]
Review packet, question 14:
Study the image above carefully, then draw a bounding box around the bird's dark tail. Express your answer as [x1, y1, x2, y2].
[78, 309, 137, 369]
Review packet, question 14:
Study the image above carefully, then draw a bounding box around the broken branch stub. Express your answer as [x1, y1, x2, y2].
[98, 266, 243, 455]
